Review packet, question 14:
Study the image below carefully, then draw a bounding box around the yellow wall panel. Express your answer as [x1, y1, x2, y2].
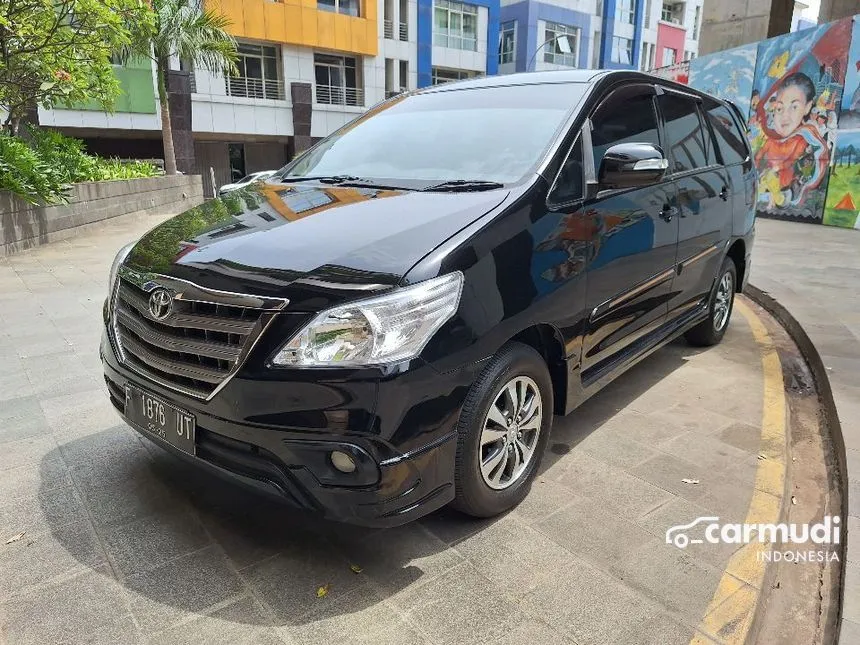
[317, 12, 336, 48]
[301, 9, 318, 46]
[243, 2, 266, 39]
[284, 5, 303, 43]
[263, 3, 286, 41]
[206, 0, 377, 55]
[333, 16, 350, 52]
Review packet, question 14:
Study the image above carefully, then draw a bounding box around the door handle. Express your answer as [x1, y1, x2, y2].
[659, 206, 678, 222]
[719, 186, 729, 201]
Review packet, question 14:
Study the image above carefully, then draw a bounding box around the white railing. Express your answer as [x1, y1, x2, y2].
[225, 76, 285, 100]
[399, 22, 408, 41]
[316, 84, 364, 107]
[188, 73, 197, 93]
[385, 88, 407, 99]
[384, 19, 394, 39]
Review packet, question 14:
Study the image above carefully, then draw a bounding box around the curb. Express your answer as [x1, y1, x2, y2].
[745, 283, 847, 645]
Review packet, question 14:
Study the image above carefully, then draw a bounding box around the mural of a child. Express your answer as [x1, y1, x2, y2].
[755, 72, 829, 210]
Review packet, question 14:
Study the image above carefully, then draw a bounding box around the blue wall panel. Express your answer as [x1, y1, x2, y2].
[417, 0, 501, 87]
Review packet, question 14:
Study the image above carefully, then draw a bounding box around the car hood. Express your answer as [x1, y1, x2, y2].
[125, 180, 508, 310]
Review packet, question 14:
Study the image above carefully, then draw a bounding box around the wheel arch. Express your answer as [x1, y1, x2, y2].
[508, 323, 568, 416]
[726, 239, 746, 290]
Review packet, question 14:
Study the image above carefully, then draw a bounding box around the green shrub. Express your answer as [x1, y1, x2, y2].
[1, 127, 161, 204]
[0, 133, 68, 204]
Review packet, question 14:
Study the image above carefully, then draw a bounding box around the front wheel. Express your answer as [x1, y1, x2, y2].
[685, 257, 737, 347]
[451, 343, 553, 518]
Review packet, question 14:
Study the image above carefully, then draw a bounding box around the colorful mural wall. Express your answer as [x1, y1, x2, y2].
[651, 14, 860, 229]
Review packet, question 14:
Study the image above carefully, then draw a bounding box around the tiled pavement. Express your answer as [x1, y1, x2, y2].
[1, 213, 768, 645]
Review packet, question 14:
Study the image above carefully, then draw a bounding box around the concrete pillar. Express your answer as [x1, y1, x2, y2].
[819, 0, 858, 23]
[699, 0, 793, 56]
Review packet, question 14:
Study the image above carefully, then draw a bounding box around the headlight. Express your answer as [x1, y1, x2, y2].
[271, 272, 464, 367]
[108, 242, 135, 292]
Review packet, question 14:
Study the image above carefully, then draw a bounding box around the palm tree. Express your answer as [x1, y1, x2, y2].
[125, 0, 237, 175]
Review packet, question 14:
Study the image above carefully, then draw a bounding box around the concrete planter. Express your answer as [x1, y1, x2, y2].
[0, 175, 204, 256]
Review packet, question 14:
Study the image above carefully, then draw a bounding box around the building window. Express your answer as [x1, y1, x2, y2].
[544, 22, 579, 67]
[592, 30, 601, 68]
[644, 0, 652, 28]
[433, 0, 478, 51]
[610, 35, 632, 65]
[596, 0, 603, 15]
[431, 67, 475, 84]
[693, 5, 700, 38]
[317, 0, 359, 17]
[314, 53, 363, 106]
[499, 21, 516, 64]
[661, 1, 684, 24]
[662, 46, 676, 66]
[617, 0, 636, 25]
[227, 43, 284, 100]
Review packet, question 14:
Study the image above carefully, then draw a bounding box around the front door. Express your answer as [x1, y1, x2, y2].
[656, 91, 733, 321]
[580, 85, 679, 382]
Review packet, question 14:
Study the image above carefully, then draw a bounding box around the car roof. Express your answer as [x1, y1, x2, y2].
[415, 69, 725, 106]
[418, 69, 609, 93]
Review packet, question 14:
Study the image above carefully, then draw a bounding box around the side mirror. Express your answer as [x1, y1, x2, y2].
[598, 143, 668, 190]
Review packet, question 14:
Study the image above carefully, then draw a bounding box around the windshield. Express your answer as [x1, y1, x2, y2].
[284, 83, 587, 185]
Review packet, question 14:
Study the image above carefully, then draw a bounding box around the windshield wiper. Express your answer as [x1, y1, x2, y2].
[279, 174, 417, 191]
[421, 179, 505, 192]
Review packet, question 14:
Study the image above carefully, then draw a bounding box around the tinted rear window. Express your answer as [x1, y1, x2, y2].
[703, 100, 749, 166]
[285, 83, 587, 184]
[658, 94, 709, 172]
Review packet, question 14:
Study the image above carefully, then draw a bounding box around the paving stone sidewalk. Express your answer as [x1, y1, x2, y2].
[1, 213, 768, 645]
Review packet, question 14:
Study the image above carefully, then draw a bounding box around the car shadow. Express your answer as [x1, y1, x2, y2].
[37, 338, 703, 630]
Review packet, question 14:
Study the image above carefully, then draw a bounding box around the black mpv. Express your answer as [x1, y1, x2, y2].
[101, 70, 756, 526]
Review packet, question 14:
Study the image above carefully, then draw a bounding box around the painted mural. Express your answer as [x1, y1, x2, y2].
[650, 60, 689, 85]
[823, 129, 860, 228]
[749, 19, 852, 222]
[689, 44, 758, 120]
[838, 19, 860, 129]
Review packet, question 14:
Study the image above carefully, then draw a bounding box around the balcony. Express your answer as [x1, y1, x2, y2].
[399, 22, 408, 41]
[225, 76, 285, 100]
[316, 84, 364, 107]
[384, 19, 394, 39]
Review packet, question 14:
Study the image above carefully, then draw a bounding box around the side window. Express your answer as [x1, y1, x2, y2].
[703, 100, 748, 166]
[657, 93, 708, 172]
[591, 92, 661, 173]
[551, 136, 584, 204]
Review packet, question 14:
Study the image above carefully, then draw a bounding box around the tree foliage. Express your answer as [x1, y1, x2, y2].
[0, 0, 155, 132]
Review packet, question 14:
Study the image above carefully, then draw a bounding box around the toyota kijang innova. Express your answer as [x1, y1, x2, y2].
[101, 70, 756, 526]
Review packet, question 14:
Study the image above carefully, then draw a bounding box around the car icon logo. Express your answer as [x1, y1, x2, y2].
[665, 516, 720, 549]
[148, 288, 173, 321]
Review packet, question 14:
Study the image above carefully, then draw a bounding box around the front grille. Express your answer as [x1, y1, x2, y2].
[111, 273, 284, 398]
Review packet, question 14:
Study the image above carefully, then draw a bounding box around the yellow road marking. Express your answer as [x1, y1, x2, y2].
[691, 298, 787, 645]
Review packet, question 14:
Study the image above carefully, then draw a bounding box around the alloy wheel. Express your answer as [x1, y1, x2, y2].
[479, 375, 543, 490]
[713, 271, 734, 332]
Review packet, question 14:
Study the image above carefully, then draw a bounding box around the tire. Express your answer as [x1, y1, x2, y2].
[451, 342, 553, 518]
[684, 256, 737, 347]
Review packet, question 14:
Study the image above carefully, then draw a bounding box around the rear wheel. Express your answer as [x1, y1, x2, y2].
[451, 343, 553, 518]
[685, 256, 737, 347]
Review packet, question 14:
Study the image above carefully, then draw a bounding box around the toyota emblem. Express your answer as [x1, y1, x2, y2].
[148, 288, 173, 321]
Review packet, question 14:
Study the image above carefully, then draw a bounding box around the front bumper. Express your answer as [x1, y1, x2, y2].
[101, 328, 474, 527]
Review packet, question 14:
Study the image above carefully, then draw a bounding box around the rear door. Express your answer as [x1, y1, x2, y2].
[656, 90, 733, 321]
[580, 83, 679, 380]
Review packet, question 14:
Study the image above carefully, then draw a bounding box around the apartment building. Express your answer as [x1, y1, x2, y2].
[638, 0, 704, 72]
[37, 0, 700, 192]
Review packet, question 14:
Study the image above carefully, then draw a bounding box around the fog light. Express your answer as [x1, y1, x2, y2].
[330, 450, 357, 473]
